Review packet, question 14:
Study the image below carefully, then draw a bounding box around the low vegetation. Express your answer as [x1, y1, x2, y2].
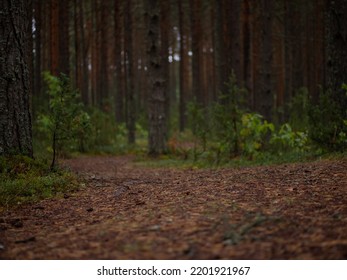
[4, 72, 339, 209]
[0, 155, 79, 210]
[32, 73, 346, 169]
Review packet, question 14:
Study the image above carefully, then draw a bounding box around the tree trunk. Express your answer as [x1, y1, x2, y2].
[214, 0, 225, 96]
[58, 0, 69, 76]
[284, 0, 293, 117]
[229, 0, 243, 85]
[50, 0, 59, 76]
[179, 0, 190, 131]
[326, 0, 347, 114]
[0, 0, 33, 157]
[33, 0, 42, 100]
[255, 0, 274, 121]
[125, 0, 136, 144]
[242, 0, 254, 108]
[99, 0, 109, 107]
[146, 0, 167, 155]
[160, 0, 170, 125]
[114, 0, 125, 123]
[190, 0, 203, 105]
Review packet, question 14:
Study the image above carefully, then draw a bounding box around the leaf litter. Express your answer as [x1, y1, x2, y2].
[0, 155, 346, 259]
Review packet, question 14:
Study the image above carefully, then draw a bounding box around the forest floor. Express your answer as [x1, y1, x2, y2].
[0, 155, 346, 259]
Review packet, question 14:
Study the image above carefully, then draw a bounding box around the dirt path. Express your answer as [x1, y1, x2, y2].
[0, 156, 346, 259]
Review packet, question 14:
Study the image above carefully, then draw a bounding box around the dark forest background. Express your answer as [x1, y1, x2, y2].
[17, 0, 347, 164]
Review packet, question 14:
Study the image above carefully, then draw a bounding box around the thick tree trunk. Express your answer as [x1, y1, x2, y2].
[0, 0, 33, 157]
[146, 0, 167, 155]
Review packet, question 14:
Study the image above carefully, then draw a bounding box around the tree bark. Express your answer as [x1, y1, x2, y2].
[190, 0, 203, 105]
[255, 0, 274, 121]
[114, 0, 125, 123]
[160, 0, 170, 125]
[242, 0, 254, 107]
[178, 0, 190, 131]
[33, 0, 42, 100]
[214, 0, 225, 96]
[58, 0, 69, 76]
[125, 0, 136, 144]
[229, 0, 243, 86]
[0, 0, 33, 157]
[326, 0, 347, 113]
[50, 0, 59, 76]
[146, 0, 167, 155]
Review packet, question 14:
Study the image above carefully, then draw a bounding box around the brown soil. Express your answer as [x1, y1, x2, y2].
[0, 156, 346, 259]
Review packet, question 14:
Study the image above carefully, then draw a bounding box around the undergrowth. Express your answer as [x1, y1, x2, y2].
[0, 155, 79, 211]
[134, 148, 326, 169]
[32, 73, 346, 169]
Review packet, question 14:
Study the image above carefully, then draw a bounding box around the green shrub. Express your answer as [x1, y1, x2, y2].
[308, 87, 347, 151]
[211, 72, 247, 159]
[270, 123, 309, 154]
[187, 99, 209, 158]
[87, 108, 119, 153]
[240, 113, 274, 158]
[288, 87, 310, 131]
[36, 72, 91, 169]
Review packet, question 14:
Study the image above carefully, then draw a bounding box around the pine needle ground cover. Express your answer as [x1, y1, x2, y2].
[0, 156, 346, 259]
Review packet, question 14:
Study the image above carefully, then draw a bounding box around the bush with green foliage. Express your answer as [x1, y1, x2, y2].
[240, 113, 274, 158]
[288, 87, 310, 132]
[36, 72, 91, 169]
[308, 85, 347, 151]
[86, 108, 119, 154]
[187, 100, 209, 159]
[211, 72, 247, 159]
[182, 73, 316, 165]
[270, 123, 309, 154]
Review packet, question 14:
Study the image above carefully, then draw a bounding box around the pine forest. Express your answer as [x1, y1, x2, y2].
[0, 0, 347, 262]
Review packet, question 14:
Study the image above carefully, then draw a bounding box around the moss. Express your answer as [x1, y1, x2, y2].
[0, 155, 79, 209]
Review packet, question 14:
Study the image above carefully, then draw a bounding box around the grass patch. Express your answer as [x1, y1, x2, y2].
[133, 148, 336, 170]
[0, 155, 79, 211]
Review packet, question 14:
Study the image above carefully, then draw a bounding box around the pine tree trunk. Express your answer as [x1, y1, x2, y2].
[255, 0, 274, 121]
[190, 0, 203, 105]
[160, 0, 170, 125]
[242, 0, 254, 107]
[125, 0, 136, 144]
[0, 0, 33, 157]
[58, 0, 69, 76]
[33, 0, 42, 101]
[214, 0, 225, 96]
[146, 0, 167, 155]
[230, 0, 243, 85]
[99, 0, 109, 107]
[326, 0, 347, 113]
[50, 0, 59, 76]
[114, 0, 125, 123]
[179, 0, 190, 131]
